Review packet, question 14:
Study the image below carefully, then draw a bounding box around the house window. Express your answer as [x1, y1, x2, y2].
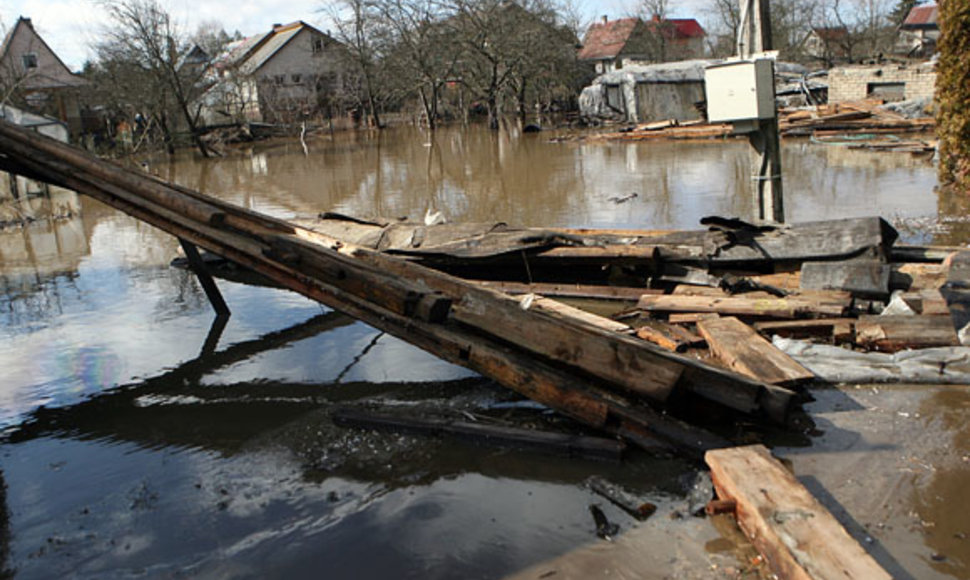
[21, 53, 37, 70]
[291, 74, 302, 84]
[312, 37, 324, 54]
[274, 75, 285, 85]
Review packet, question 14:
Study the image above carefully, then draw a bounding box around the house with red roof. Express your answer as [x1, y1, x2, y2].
[577, 16, 705, 74]
[896, 4, 938, 57]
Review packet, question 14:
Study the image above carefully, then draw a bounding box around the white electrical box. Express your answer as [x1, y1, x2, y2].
[704, 59, 776, 122]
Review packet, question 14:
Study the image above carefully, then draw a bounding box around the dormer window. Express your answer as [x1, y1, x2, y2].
[21, 53, 37, 70]
[312, 37, 324, 54]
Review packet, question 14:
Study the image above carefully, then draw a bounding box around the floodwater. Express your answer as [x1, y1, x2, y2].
[0, 124, 963, 579]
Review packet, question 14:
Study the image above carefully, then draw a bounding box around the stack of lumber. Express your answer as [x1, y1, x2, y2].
[582, 99, 934, 145]
[779, 99, 935, 136]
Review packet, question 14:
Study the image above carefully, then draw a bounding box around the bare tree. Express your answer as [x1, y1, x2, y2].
[327, 0, 392, 128]
[94, 0, 215, 156]
[373, 0, 460, 129]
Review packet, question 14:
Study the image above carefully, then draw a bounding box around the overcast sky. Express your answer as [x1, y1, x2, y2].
[1, 0, 710, 70]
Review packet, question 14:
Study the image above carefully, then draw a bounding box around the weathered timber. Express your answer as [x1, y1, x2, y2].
[331, 407, 627, 461]
[706, 445, 891, 580]
[752, 318, 857, 341]
[586, 476, 657, 520]
[454, 290, 684, 401]
[636, 294, 847, 319]
[354, 245, 794, 422]
[898, 289, 950, 315]
[855, 315, 960, 352]
[891, 245, 963, 263]
[0, 119, 744, 456]
[799, 260, 891, 299]
[635, 320, 703, 352]
[299, 214, 897, 273]
[668, 312, 720, 324]
[178, 239, 231, 317]
[473, 280, 661, 301]
[697, 317, 814, 386]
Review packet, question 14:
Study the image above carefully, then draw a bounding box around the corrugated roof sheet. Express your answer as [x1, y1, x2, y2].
[902, 4, 938, 28]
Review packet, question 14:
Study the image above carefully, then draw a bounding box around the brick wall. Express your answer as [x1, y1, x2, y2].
[828, 63, 937, 103]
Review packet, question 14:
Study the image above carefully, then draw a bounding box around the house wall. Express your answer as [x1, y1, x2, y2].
[0, 20, 84, 138]
[255, 28, 348, 123]
[828, 63, 937, 103]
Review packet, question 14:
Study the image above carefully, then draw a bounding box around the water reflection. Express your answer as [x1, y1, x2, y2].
[151, 127, 938, 231]
[915, 389, 970, 576]
[0, 124, 948, 579]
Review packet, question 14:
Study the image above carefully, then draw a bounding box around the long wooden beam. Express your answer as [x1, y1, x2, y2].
[0, 119, 795, 454]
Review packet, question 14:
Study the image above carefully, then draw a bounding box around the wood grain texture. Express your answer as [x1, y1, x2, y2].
[698, 317, 814, 386]
[706, 445, 892, 580]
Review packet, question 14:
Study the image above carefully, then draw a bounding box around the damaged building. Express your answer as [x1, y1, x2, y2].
[579, 59, 811, 124]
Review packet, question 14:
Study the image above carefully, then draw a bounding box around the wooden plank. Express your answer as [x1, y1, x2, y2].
[473, 280, 662, 301]
[706, 445, 891, 580]
[800, 260, 891, 299]
[898, 289, 950, 316]
[637, 295, 847, 319]
[697, 317, 814, 386]
[454, 291, 685, 401]
[753, 318, 857, 340]
[0, 120, 738, 456]
[893, 262, 947, 291]
[855, 315, 960, 352]
[331, 407, 627, 461]
[668, 312, 720, 324]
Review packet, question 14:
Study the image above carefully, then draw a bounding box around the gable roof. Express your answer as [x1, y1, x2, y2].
[902, 4, 938, 29]
[662, 18, 705, 39]
[577, 18, 640, 61]
[811, 26, 849, 41]
[0, 17, 85, 90]
[578, 16, 705, 61]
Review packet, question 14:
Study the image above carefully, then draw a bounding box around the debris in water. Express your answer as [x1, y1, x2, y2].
[589, 504, 619, 540]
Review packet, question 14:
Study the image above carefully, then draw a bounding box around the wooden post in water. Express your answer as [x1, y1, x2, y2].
[738, 0, 785, 223]
[178, 238, 231, 318]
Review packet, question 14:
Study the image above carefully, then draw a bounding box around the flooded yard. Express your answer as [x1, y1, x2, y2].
[1, 125, 966, 579]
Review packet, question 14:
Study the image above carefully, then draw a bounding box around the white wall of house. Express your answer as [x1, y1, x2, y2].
[253, 28, 348, 123]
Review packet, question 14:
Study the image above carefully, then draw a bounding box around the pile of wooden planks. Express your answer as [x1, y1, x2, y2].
[779, 99, 935, 137]
[580, 100, 934, 146]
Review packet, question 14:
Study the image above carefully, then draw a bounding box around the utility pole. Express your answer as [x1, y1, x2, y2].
[738, 0, 784, 223]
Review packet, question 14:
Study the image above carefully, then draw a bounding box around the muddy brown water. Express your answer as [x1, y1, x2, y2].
[0, 124, 964, 579]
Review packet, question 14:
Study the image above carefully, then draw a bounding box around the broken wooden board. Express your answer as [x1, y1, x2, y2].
[697, 317, 814, 386]
[799, 260, 891, 299]
[637, 294, 847, 319]
[752, 318, 855, 342]
[855, 315, 960, 352]
[634, 320, 704, 352]
[706, 444, 891, 580]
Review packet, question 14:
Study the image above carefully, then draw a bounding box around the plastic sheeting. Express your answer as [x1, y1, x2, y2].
[772, 336, 970, 384]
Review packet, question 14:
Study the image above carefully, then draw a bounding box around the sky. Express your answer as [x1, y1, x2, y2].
[0, 0, 710, 71]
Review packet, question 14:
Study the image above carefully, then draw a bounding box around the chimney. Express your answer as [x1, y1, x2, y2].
[20, 17, 33, 29]
[602, 15, 608, 24]
[272, 23, 282, 30]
